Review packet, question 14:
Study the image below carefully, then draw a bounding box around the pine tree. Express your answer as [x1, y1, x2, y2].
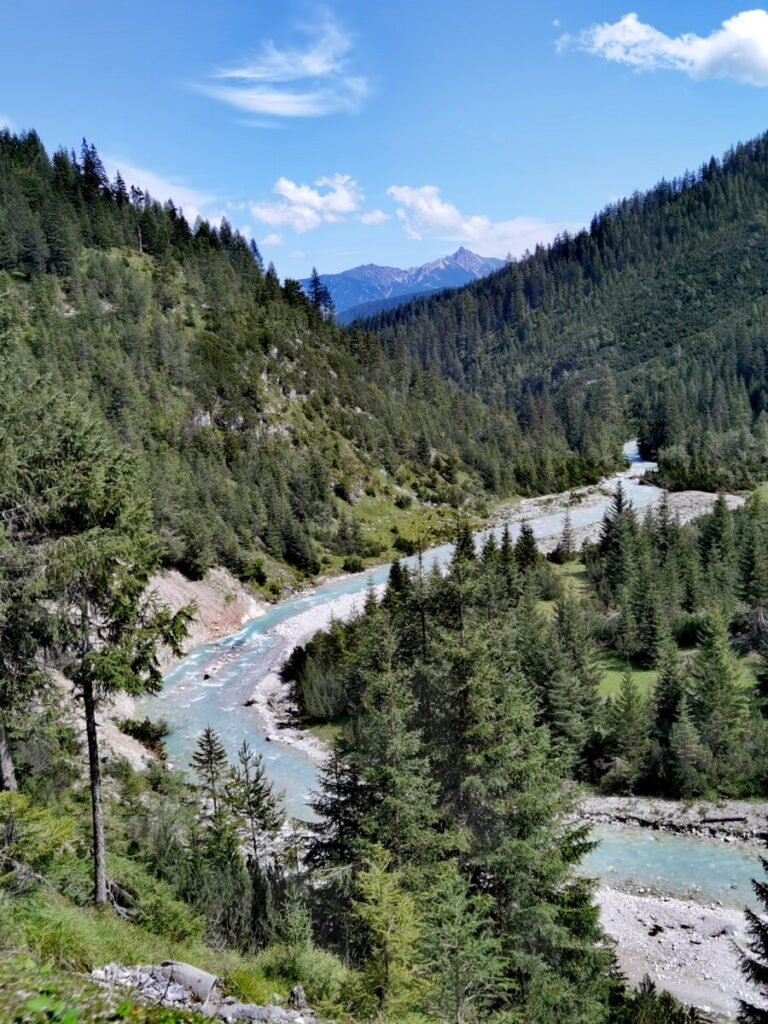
[647, 630, 685, 787]
[739, 853, 768, 1024]
[700, 493, 737, 602]
[596, 482, 636, 603]
[307, 738, 366, 871]
[691, 609, 748, 774]
[419, 861, 505, 1024]
[558, 506, 576, 561]
[352, 844, 422, 1022]
[226, 740, 282, 854]
[192, 727, 229, 816]
[355, 656, 441, 867]
[669, 697, 707, 798]
[604, 668, 650, 793]
[40, 408, 191, 906]
[514, 520, 540, 573]
[549, 592, 601, 756]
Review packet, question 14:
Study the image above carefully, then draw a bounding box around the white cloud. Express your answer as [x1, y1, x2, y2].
[559, 9, 768, 85]
[289, 249, 306, 258]
[387, 184, 576, 258]
[250, 174, 364, 233]
[0, 114, 16, 131]
[196, 12, 368, 118]
[359, 209, 390, 225]
[261, 233, 283, 246]
[103, 157, 215, 224]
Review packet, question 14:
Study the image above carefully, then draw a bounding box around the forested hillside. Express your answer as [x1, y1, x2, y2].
[365, 133, 768, 491]
[0, 130, 622, 588]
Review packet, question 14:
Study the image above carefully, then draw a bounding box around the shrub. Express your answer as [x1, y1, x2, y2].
[342, 555, 364, 573]
[118, 718, 170, 757]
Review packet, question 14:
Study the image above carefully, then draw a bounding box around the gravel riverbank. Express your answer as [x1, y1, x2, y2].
[243, 585, 386, 766]
[582, 795, 768, 842]
[597, 886, 765, 1020]
[494, 482, 745, 553]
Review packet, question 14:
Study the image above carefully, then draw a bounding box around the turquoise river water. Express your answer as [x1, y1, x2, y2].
[141, 443, 762, 907]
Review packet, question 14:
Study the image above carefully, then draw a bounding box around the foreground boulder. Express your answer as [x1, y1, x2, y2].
[89, 962, 315, 1022]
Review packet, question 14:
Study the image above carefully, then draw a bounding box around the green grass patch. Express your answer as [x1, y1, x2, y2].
[597, 649, 658, 698]
[306, 721, 345, 747]
[0, 890, 282, 1006]
[553, 560, 590, 596]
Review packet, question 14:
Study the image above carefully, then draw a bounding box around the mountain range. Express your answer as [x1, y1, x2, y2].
[300, 246, 504, 321]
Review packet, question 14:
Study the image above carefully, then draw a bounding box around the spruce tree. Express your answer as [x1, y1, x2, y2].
[514, 520, 540, 572]
[669, 697, 707, 798]
[419, 861, 505, 1024]
[691, 609, 747, 776]
[558, 506, 576, 561]
[604, 668, 650, 793]
[739, 853, 768, 1024]
[192, 727, 229, 816]
[226, 740, 283, 854]
[41, 408, 191, 906]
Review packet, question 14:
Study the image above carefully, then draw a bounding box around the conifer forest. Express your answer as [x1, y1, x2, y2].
[6, 100, 768, 1024]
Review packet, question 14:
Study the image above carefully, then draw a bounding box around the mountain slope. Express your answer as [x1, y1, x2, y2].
[301, 246, 503, 315]
[364, 133, 768, 489]
[0, 131, 620, 589]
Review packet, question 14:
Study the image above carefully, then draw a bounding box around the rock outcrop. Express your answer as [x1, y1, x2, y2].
[89, 961, 315, 1022]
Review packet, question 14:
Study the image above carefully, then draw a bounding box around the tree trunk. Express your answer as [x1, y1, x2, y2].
[0, 720, 17, 791]
[82, 677, 108, 905]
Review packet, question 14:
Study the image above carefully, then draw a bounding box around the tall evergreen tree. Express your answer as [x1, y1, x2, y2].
[739, 853, 768, 1024]
[192, 727, 229, 817]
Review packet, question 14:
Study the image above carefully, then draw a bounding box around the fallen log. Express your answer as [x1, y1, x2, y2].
[700, 816, 748, 824]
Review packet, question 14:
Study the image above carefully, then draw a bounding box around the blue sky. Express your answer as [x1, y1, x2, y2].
[3, 2, 768, 275]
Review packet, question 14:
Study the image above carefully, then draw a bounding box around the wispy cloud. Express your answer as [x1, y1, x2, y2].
[196, 12, 368, 119]
[104, 157, 215, 224]
[359, 209, 390, 225]
[0, 114, 17, 131]
[558, 9, 768, 86]
[250, 174, 371, 232]
[387, 184, 576, 258]
[261, 233, 283, 246]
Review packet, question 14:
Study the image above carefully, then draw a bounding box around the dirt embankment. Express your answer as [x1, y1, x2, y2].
[88, 568, 269, 766]
[151, 567, 269, 674]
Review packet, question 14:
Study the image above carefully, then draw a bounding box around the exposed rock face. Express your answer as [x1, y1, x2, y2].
[89, 961, 315, 1022]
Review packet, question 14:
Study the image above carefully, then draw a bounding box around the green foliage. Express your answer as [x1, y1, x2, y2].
[0, 793, 74, 889]
[255, 883, 349, 1005]
[117, 717, 170, 757]
[351, 845, 422, 1021]
[739, 855, 768, 1023]
[225, 741, 283, 853]
[366, 133, 768, 495]
[0, 127, 607, 588]
[418, 861, 505, 1024]
[190, 727, 228, 815]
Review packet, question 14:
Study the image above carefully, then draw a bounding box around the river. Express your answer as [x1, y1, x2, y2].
[140, 443, 760, 907]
